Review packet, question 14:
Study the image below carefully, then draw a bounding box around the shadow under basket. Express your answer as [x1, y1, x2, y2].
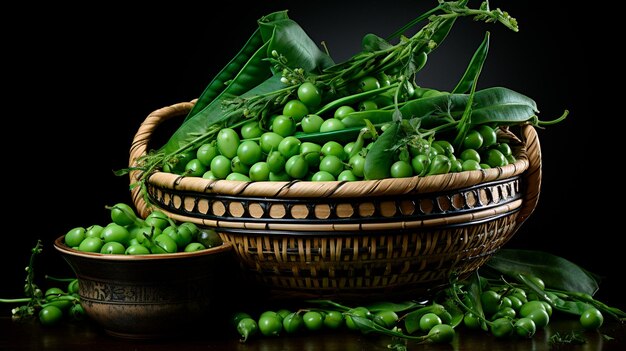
[129, 101, 542, 301]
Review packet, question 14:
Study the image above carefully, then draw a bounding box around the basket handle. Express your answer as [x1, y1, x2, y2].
[129, 101, 195, 218]
[515, 124, 542, 228]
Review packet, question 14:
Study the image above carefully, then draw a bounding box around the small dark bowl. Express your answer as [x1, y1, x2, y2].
[54, 236, 235, 339]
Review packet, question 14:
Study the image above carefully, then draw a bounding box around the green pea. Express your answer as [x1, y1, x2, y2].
[216, 128, 240, 159]
[484, 149, 507, 167]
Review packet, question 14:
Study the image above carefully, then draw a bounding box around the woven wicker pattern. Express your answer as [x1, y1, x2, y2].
[221, 213, 516, 299]
[129, 101, 542, 299]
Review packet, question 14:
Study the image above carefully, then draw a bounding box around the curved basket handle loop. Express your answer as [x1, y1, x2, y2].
[514, 124, 542, 227]
[129, 101, 195, 218]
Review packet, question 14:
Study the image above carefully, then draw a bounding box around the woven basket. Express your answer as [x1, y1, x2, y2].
[129, 101, 541, 300]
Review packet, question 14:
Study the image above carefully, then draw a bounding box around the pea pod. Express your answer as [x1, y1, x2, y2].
[465, 272, 488, 331]
[413, 51, 428, 72]
[185, 30, 266, 121]
[552, 297, 592, 316]
[364, 122, 400, 180]
[295, 126, 363, 144]
[342, 110, 393, 128]
[259, 11, 334, 74]
[314, 83, 398, 116]
[362, 33, 392, 52]
[452, 32, 490, 94]
[429, 17, 457, 51]
[404, 304, 447, 334]
[347, 314, 427, 341]
[441, 299, 464, 328]
[159, 12, 334, 155]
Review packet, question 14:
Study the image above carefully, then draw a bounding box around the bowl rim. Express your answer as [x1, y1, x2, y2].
[53, 235, 233, 261]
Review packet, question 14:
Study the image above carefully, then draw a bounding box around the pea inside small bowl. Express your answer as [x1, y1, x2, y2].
[54, 236, 236, 339]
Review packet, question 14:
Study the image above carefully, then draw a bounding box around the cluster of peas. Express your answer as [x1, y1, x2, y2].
[167, 76, 516, 181]
[233, 276, 606, 345]
[33, 279, 84, 326]
[64, 203, 222, 255]
[0, 240, 85, 327]
[467, 277, 604, 338]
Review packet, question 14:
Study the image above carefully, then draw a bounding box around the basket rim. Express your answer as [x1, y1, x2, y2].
[129, 101, 541, 222]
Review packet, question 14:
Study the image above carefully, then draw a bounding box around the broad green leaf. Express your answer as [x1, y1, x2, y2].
[485, 249, 599, 296]
[400, 87, 538, 128]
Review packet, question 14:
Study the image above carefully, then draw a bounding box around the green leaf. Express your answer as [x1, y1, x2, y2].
[485, 249, 599, 296]
[399, 87, 538, 128]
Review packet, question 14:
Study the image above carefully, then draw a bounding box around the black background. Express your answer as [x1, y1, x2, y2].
[3, 1, 619, 314]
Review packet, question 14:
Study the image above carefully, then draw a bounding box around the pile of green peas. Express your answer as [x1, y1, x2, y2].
[1, 278, 84, 327]
[36, 279, 84, 326]
[64, 203, 223, 255]
[232, 275, 608, 345]
[466, 276, 605, 339]
[166, 75, 515, 181]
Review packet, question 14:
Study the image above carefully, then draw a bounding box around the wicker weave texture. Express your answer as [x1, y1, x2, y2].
[128, 101, 542, 299]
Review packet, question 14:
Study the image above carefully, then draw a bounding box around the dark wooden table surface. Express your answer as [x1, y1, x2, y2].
[1, 316, 624, 351]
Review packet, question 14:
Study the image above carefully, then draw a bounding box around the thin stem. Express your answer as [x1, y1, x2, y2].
[385, 4, 443, 41]
[0, 298, 31, 304]
[537, 110, 569, 126]
[44, 275, 75, 283]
